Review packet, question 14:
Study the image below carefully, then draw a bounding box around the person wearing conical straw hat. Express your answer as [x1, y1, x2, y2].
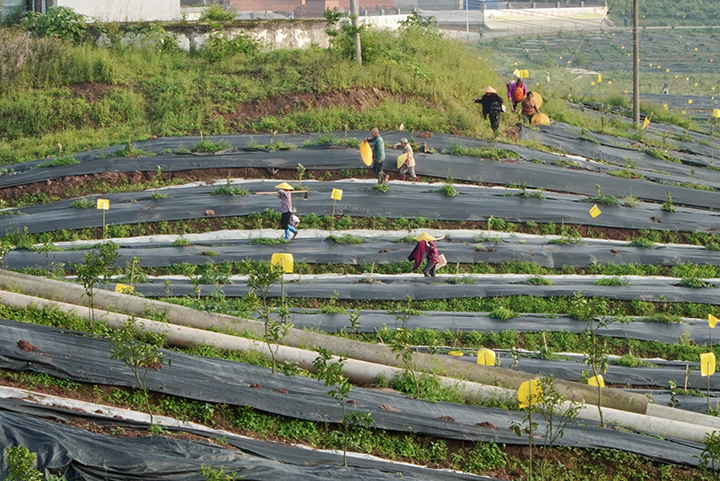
[408, 233, 442, 277]
[276, 182, 299, 240]
[474, 86, 505, 139]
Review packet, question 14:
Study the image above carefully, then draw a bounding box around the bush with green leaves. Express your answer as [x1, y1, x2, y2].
[20, 6, 88, 43]
[200, 3, 237, 21]
[201, 31, 259, 62]
[71, 241, 120, 329]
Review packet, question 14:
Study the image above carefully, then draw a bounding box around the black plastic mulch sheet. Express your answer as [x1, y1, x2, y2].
[123, 274, 720, 304]
[445, 352, 720, 392]
[6, 235, 720, 272]
[4, 179, 720, 237]
[0, 319, 705, 467]
[0, 406, 487, 481]
[2, 131, 720, 211]
[279, 309, 714, 345]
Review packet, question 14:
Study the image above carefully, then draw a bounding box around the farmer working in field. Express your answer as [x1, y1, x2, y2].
[520, 91, 540, 123]
[474, 86, 505, 138]
[506, 77, 526, 111]
[365, 127, 388, 184]
[395, 138, 417, 181]
[276, 182, 299, 240]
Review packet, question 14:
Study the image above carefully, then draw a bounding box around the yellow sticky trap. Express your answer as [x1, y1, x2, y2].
[688, 99, 693, 104]
[713, 109, 720, 119]
[701, 352, 716, 377]
[666, 69, 670, 72]
[591, 82, 595, 86]
[97, 199, 110, 210]
[675, 75, 678, 78]
[115, 284, 135, 294]
[695, 48, 698, 51]
[331, 188, 343, 201]
[663, 104, 669, 110]
[710, 314, 719, 328]
[589, 204, 601, 218]
[657, 66, 661, 69]
[448, 350, 464, 357]
[682, 110, 687, 115]
[621, 45, 624, 49]
[518, 379, 543, 409]
[686, 77, 690, 81]
[694, 83, 698, 87]
[642, 116, 651, 130]
[597, 74, 602, 83]
[270, 253, 294, 273]
[477, 349, 496, 366]
[588, 374, 605, 388]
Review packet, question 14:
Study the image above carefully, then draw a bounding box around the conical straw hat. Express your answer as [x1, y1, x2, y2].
[479, 86, 497, 94]
[275, 182, 294, 190]
[415, 232, 436, 242]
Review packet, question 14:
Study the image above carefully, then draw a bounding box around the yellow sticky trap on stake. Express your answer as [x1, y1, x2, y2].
[597, 74, 602, 83]
[591, 81, 595, 86]
[663, 104, 669, 110]
[589, 204, 601, 218]
[518, 379, 543, 409]
[713, 109, 720, 119]
[477, 349, 496, 366]
[97, 199, 109, 210]
[709, 314, 719, 328]
[701, 352, 716, 377]
[115, 284, 135, 295]
[642, 116, 651, 130]
[666, 69, 670, 72]
[682, 110, 687, 115]
[588, 374, 605, 387]
[331, 189, 343, 201]
[689, 99, 693, 104]
[271, 253, 294, 273]
[608, 81, 612, 85]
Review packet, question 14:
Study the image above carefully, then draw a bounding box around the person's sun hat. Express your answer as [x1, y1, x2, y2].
[479, 86, 497, 94]
[275, 182, 294, 190]
[415, 232, 436, 241]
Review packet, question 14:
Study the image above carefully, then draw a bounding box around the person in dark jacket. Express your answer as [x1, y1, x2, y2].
[474, 86, 505, 138]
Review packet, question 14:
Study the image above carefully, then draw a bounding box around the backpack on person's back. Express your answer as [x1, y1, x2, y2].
[513, 83, 525, 102]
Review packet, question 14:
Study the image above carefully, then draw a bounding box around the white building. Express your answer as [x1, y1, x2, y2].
[2, 0, 181, 22]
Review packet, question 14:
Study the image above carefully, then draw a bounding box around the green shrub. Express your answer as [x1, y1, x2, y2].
[200, 3, 237, 21]
[201, 31, 259, 62]
[20, 6, 88, 43]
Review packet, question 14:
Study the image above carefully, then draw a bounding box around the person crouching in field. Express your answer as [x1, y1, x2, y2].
[520, 91, 540, 123]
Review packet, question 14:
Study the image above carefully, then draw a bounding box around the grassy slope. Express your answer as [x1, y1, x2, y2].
[0, 26, 499, 164]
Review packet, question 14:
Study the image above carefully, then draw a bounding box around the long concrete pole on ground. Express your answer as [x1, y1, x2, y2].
[633, 0, 640, 125]
[0, 269, 647, 414]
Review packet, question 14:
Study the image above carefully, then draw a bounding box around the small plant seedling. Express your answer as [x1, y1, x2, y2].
[585, 184, 620, 206]
[313, 349, 373, 467]
[246, 262, 292, 373]
[71, 241, 120, 331]
[110, 318, 166, 431]
[662, 192, 676, 212]
[438, 176, 458, 197]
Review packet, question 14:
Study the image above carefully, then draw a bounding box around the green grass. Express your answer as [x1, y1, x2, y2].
[36, 156, 80, 168]
[0, 27, 501, 164]
[327, 234, 364, 244]
[250, 237, 286, 245]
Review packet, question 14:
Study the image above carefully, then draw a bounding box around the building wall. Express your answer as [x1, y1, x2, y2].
[95, 20, 330, 51]
[57, 0, 182, 22]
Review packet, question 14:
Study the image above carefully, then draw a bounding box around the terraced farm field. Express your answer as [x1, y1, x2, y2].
[2, 114, 720, 480]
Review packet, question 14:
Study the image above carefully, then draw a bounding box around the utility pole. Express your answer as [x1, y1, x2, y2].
[632, 0, 640, 126]
[350, 0, 362, 65]
[466, 0, 469, 43]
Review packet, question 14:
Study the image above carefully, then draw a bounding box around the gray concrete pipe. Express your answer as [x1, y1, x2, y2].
[0, 290, 513, 406]
[2, 289, 718, 445]
[0, 269, 647, 414]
